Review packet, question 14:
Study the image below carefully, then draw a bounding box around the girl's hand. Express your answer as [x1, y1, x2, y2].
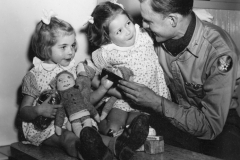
[36, 96, 62, 118]
[100, 75, 113, 90]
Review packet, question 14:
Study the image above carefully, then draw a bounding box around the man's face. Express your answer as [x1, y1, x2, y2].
[140, 0, 174, 42]
[57, 72, 75, 91]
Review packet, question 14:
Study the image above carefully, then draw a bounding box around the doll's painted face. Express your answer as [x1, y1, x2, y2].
[57, 72, 75, 91]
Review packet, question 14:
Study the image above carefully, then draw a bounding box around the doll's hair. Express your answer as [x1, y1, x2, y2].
[31, 17, 77, 60]
[56, 70, 74, 80]
[87, 1, 134, 47]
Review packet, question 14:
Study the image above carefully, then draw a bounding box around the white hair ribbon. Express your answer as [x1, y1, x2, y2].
[88, 16, 94, 24]
[110, 0, 124, 9]
[41, 9, 57, 25]
[83, 16, 94, 26]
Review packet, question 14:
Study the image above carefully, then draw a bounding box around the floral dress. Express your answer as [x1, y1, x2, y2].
[92, 24, 171, 112]
[21, 57, 97, 146]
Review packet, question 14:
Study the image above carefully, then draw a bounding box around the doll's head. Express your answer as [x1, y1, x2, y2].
[56, 71, 75, 91]
[88, 1, 136, 47]
[32, 14, 77, 66]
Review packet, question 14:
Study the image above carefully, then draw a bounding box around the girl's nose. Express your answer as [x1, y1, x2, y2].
[125, 28, 131, 35]
[67, 47, 74, 55]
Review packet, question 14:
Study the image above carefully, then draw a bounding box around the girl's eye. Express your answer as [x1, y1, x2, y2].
[61, 46, 66, 50]
[127, 21, 131, 25]
[72, 43, 76, 48]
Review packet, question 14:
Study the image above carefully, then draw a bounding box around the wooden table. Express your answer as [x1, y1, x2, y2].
[10, 142, 221, 160]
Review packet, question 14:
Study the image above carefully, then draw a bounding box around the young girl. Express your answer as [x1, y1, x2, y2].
[19, 11, 114, 158]
[87, 1, 171, 136]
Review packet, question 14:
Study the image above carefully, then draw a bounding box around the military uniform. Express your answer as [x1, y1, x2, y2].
[154, 14, 240, 158]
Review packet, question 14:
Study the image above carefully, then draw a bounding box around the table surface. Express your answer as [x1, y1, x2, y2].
[10, 142, 221, 160]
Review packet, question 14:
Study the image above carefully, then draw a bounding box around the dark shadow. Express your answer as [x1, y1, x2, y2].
[79, 26, 99, 58]
[14, 32, 36, 142]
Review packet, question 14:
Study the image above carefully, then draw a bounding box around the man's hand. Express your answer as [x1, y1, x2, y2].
[117, 80, 162, 110]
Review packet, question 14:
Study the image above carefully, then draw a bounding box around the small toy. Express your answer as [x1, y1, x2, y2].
[33, 90, 61, 131]
[144, 136, 164, 154]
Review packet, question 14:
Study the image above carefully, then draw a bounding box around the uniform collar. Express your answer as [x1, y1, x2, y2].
[165, 14, 205, 61]
[33, 57, 75, 71]
[185, 14, 205, 58]
[102, 24, 140, 52]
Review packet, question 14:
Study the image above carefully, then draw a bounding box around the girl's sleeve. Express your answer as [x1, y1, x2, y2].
[92, 49, 109, 74]
[22, 72, 40, 98]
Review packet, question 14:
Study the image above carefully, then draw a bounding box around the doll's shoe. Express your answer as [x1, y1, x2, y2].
[77, 127, 114, 160]
[114, 114, 150, 160]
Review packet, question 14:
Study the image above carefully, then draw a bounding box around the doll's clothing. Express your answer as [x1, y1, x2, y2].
[55, 85, 98, 128]
[92, 24, 171, 112]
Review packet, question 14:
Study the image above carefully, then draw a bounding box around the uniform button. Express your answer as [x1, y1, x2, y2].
[185, 82, 190, 86]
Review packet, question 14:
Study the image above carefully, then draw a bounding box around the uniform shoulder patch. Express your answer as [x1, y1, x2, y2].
[217, 55, 232, 72]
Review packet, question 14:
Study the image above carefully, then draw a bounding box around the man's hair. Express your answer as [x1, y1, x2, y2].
[139, 0, 193, 16]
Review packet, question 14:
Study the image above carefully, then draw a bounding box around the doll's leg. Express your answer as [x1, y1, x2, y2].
[72, 120, 83, 138]
[82, 118, 92, 128]
[98, 108, 128, 136]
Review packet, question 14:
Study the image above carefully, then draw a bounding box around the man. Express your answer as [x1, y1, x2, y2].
[118, 0, 240, 159]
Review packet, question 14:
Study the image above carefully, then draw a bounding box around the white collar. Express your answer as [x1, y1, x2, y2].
[33, 57, 75, 71]
[102, 24, 140, 52]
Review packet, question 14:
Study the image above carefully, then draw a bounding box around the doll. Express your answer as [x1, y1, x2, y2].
[97, 66, 134, 121]
[54, 70, 100, 137]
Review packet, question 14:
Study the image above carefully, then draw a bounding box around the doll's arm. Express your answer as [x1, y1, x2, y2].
[55, 106, 66, 136]
[100, 96, 117, 120]
[100, 67, 133, 120]
[76, 75, 92, 99]
[83, 97, 100, 123]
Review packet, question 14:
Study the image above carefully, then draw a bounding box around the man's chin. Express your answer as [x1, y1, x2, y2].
[155, 37, 165, 43]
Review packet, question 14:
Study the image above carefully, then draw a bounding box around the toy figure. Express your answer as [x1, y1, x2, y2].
[54, 70, 100, 137]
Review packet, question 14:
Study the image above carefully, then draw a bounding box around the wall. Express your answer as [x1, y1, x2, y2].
[0, 0, 97, 146]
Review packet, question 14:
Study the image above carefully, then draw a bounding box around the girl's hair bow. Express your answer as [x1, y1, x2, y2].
[88, 16, 94, 24]
[83, 16, 94, 26]
[110, 0, 124, 9]
[41, 9, 57, 25]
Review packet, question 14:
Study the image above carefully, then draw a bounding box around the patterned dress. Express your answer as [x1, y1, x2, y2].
[21, 57, 97, 146]
[92, 24, 171, 112]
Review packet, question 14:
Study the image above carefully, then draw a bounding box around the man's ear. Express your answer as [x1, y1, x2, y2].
[168, 13, 178, 27]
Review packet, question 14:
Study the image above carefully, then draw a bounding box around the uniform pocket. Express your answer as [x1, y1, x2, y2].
[185, 82, 205, 98]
